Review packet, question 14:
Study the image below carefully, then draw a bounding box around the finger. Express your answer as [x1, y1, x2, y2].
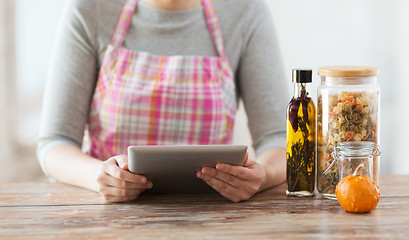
[99, 184, 145, 198]
[114, 155, 129, 170]
[197, 173, 242, 202]
[197, 170, 237, 193]
[120, 163, 129, 171]
[102, 194, 139, 203]
[244, 158, 256, 167]
[215, 162, 257, 181]
[243, 152, 249, 166]
[105, 161, 147, 183]
[201, 167, 246, 187]
[97, 172, 153, 189]
[201, 167, 258, 194]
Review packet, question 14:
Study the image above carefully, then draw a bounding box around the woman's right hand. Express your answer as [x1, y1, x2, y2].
[96, 155, 153, 203]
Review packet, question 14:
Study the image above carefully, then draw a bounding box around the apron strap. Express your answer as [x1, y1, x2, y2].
[202, 0, 226, 58]
[111, 0, 226, 58]
[110, 0, 138, 47]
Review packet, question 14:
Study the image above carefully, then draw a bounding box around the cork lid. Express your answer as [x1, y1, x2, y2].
[318, 66, 379, 77]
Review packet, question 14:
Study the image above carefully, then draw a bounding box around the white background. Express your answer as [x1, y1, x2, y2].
[0, 0, 408, 182]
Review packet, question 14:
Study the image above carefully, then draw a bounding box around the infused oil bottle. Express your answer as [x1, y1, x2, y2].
[286, 69, 316, 197]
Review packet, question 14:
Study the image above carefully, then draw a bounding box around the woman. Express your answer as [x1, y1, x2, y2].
[38, 0, 289, 203]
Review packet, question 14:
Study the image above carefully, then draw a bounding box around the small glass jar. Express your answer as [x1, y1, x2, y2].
[331, 141, 380, 182]
[317, 66, 380, 199]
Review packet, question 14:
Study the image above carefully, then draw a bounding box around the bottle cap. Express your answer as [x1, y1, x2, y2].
[292, 69, 312, 83]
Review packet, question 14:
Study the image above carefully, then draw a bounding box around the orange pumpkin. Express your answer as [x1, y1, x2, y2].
[335, 174, 380, 213]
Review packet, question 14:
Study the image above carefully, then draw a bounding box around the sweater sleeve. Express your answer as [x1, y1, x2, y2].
[237, 0, 290, 156]
[36, 0, 99, 176]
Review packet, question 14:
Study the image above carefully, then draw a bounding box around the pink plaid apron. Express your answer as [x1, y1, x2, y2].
[85, 0, 237, 160]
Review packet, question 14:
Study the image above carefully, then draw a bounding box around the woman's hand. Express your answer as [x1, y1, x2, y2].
[96, 155, 153, 203]
[197, 158, 266, 203]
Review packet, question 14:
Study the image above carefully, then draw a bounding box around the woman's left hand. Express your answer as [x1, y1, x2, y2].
[197, 158, 265, 202]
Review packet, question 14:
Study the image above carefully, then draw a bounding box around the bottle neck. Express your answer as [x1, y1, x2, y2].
[293, 83, 307, 98]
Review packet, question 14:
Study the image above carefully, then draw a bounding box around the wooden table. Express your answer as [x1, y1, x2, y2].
[0, 175, 408, 239]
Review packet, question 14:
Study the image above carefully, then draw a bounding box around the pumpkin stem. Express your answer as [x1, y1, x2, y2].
[353, 163, 366, 176]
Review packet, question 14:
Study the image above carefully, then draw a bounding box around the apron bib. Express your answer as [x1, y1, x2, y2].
[85, 0, 237, 160]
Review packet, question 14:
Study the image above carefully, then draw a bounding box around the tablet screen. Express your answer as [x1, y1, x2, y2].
[128, 145, 248, 193]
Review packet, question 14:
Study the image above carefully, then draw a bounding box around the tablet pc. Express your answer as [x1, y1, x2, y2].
[128, 145, 248, 193]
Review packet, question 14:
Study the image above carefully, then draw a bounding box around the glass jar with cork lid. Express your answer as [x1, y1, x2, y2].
[316, 66, 380, 199]
[332, 141, 381, 182]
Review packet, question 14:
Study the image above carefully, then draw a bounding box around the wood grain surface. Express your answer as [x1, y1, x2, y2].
[0, 175, 408, 239]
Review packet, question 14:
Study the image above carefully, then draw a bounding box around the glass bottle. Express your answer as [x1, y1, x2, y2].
[286, 69, 316, 197]
[316, 66, 380, 199]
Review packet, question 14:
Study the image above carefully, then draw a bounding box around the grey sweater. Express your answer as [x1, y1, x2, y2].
[37, 0, 290, 174]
